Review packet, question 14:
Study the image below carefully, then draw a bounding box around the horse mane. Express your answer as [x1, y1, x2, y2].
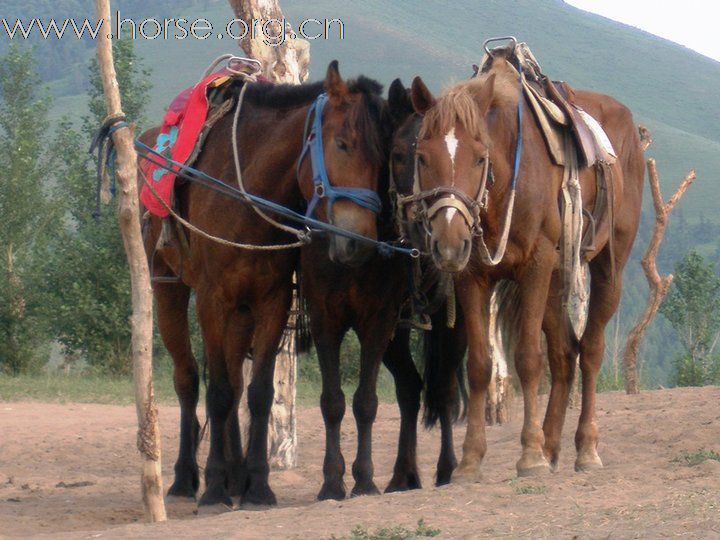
[244, 76, 388, 168]
[419, 57, 520, 140]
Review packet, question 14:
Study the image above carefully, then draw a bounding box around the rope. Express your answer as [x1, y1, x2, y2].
[139, 167, 308, 250]
[231, 80, 306, 238]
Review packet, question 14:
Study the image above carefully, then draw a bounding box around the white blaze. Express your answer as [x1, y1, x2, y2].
[445, 128, 458, 183]
[446, 194, 457, 225]
[444, 128, 459, 224]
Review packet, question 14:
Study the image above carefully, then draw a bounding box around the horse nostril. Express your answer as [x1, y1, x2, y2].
[345, 239, 356, 256]
[432, 240, 441, 261]
[462, 239, 471, 259]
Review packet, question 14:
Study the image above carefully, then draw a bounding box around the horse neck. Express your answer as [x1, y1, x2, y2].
[238, 103, 311, 208]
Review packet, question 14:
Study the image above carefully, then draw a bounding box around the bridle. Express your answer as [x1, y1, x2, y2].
[297, 93, 384, 219]
[394, 42, 525, 267]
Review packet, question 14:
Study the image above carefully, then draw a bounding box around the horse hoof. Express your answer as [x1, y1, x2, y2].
[165, 494, 196, 505]
[166, 486, 196, 501]
[451, 466, 482, 485]
[385, 472, 422, 493]
[317, 482, 346, 501]
[516, 454, 551, 478]
[198, 487, 233, 509]
[575, 452, 603, 472]
[350, 481, 380, 497]
[243, 482, 277, 506]
[196, 502, 233, 516]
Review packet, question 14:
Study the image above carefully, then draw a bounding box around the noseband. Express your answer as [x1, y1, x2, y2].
[395, 69, 524, 266]
[297, 93, 383, 219]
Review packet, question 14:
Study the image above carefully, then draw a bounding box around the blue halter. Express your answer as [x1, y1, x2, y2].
[297, 93, 383, 218]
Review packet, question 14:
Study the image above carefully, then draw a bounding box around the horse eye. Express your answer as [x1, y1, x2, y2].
[392, 151, 404, 163]
[417, 155, 427, 167]
[476, 157, 486, 167]
[335, 138, 348, 152]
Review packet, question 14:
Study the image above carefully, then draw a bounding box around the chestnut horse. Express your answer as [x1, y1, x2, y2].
[141, 62, 393, 507]
[406, 50, 644, 480]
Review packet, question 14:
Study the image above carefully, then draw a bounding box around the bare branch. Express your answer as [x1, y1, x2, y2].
[622, 157, 697, 394]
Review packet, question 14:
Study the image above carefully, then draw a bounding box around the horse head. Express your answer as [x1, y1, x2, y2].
[297, 61, 391, 266]
[408, 58, 520, 273]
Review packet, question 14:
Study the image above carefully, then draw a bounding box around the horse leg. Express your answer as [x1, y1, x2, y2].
[243, 290, 292, 506]
[453, 276, 492, 484]
[383, 327, 423, 493]
[224, 309, 254, 498]
[315, 325, 346, 500]
[196, 295, 235, 508]
[575, 249, 622, 471]
[426, 309, 467, 486]
[155, 280, 200, 499]
[351, 318, 396, 497]
[514, 242, 556, 477]
[541, 272, 580, 472]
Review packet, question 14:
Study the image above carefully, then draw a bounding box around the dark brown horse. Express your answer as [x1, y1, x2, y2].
[406, 50, 644, 480]
[299, 78, 421, 500]
[386, 79, 470, 486]
[140, 62, 394, 507]
[301, 76, 476, 499]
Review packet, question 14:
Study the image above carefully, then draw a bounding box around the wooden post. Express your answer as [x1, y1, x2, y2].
[228, 0, 308, 469]
[622, 127, 696, 394]
[487, 292, 511, 425]
[94, 0, 166, 521]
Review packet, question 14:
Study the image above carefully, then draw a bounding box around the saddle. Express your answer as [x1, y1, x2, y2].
[508, 43, 616, 169]
[480, 42, 617, 339]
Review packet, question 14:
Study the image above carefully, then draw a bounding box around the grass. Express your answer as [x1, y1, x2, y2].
[0, 370, 398, 408]
[671, 449, 720, 467]
[509, 478, 548, 495]
[331, 519, 440, 540]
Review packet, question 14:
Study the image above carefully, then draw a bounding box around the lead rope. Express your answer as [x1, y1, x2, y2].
[231, 78, 311, 244]
[475, 67, 524, 266]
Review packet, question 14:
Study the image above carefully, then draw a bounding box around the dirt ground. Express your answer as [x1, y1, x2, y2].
[1, 386, 719, 539]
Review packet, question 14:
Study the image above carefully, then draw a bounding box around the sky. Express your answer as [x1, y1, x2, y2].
[566, 0, 720, 62]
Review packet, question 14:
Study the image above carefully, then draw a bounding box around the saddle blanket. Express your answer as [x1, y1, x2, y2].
[140, 58, 263, 218]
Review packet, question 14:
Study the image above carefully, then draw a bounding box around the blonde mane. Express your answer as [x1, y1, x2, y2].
[419, 58, 521, 140]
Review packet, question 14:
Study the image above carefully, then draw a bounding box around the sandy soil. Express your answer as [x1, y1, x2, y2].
[1, 387, 719, 539]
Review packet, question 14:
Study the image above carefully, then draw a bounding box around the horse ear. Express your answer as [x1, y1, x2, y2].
[471, 64, 480, 78]
[474, 73, 496, 116]
[388, 78, 413, 124]
[324, 60, 348, 104]
[410, 76, 436, 115]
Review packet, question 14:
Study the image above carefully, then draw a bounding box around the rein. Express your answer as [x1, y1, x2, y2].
[91, 57, 418, 258]
[297, 93, 383, 218]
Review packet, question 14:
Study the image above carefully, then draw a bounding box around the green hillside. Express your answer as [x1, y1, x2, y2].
[17, 0, 716, 220]
[3, 0, 719, 384]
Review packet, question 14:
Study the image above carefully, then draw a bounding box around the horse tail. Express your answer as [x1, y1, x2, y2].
[294, 273, 313, 355]
[422, 303, 467, 429]
[456, 362, 468, 421]
[492, 280, 522, 382]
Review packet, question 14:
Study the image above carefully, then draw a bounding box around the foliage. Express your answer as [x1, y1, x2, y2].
[660, 251, 720, 386]
[41, 38, 151, 375]
[671, 449, 720, 467]
[0, 44, 58, 374]
[338, 520, 440, 540]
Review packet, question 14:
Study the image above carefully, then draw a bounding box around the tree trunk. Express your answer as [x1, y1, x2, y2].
[622, 128, 696, 394]
[486, 292, 511, 425]
[227, 0, 308, 469]
[94, 0, 166, 522]
[227, 0, 310, 83]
